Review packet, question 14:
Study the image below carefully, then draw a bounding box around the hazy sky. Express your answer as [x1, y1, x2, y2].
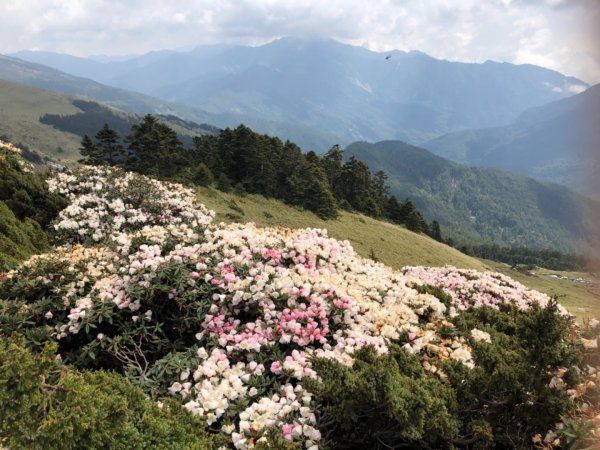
[2, 0, 599, 83]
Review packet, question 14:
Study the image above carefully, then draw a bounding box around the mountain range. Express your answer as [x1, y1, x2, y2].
[0, 79, 218, 162]
[12, 37, 587, 148]
[0, 53, 339, 152]
[0, 75, 596, 254]
[424, 84, 600, 199]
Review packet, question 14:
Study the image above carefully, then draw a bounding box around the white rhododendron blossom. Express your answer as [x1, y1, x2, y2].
[0, 139, 33, 171]
[2, 165, 576, 449]
[402, 266, 568, 316]
[47, 165, 214, 244]
[470, 328, 492, 343]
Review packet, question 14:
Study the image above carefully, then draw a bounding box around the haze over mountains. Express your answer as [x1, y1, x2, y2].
[0, 53, 339, 152]
[424, 84, 600, 199]
[13, 37, 587, 148]
[0, 76, 596, 256]
[0, 79, 217, 162]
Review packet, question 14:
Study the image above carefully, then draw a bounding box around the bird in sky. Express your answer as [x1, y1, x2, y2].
[385, 55, 392, 60]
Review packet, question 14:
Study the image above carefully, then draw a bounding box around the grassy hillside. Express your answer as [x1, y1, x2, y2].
[0, 80, 217, 163]
[0, 128, 595, 318]
[482, 261, 600, 320]
[0, 80, 83, 162]
[194, 186, 599, 319]
[194, 185, 488, 271]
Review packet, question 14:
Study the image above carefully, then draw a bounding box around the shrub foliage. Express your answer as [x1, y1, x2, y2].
[0, 335, 215, 450]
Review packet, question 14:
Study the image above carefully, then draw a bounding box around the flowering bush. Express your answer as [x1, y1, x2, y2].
[403, 265, 569, 316]
[1, 164, 597, 449]
[47, 165, 214, 244]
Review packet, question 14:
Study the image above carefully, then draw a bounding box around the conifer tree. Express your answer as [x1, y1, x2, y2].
[78, 135, 104, 165]
[192, 163, 214, 187]
[338, 156, 380, 216]
[399, 199, 428, 233]
[192, 135, 222, 174]
[301, 165, 338, 219]
[372, 170, 389, 205]
[429, 220, 443, 242]
[384, 195, 403, 223]
[321, 145, 343, 195]
[126, 115, 183, 177]
[95, 123, 123, 165]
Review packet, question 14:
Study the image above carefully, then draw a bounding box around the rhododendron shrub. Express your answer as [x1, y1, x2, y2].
[47, 165, 214, 245]
[1, 165, 598, 449]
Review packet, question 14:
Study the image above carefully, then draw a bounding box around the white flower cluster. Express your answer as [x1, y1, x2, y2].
[173, 348, 261, 426]
[0, 139, 21, 154]
[470, 328, 492, 343]
[403, 266, 569, 316]
[233, 384, 320, 450]
[47, 165, 214, 244]
[0, 139, 32, 171]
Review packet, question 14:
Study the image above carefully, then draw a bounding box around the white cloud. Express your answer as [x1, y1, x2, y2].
[567, 84, 587, 94]
[0, 0, 598, 82]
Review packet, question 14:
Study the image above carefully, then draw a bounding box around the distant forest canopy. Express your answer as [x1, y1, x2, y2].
[79, 115, 439, 235]
[40, 100, 220, 148]
[465, 244, 600, 273]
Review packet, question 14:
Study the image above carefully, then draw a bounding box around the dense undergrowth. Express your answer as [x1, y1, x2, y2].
[1, 151, 599, 449]
[0, 141, 66, 270]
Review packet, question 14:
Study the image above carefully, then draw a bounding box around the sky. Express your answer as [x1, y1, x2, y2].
[1, 0, 599, 83]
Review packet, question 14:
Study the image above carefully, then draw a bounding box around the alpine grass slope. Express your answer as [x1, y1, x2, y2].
[1, 148, 599, 449]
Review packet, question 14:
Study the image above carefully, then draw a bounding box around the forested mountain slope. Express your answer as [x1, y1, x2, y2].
[346, 140, 599, 253]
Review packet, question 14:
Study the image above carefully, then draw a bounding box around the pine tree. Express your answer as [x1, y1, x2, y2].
[372, 170, 389, 207]
[302, 166, 339, 220]
[321, 145, 343, 195]
[215, 173, 232, 192]
[385, 195, 403, 223]
[398, 199, 417, 224]
[95, 123, 123, 165]
[78, 135, 104, 165]
[126, 115, 184, 177]
[338, 156, 381, 216]
[428, 220, 443, 242]
[192, 135, 222, 174]
[399, 199, 428, 233]
[192, 163, 214, 187]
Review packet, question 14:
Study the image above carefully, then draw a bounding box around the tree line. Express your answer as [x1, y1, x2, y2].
[78, 115, 444, 239]
[464, 244, 600, 272]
